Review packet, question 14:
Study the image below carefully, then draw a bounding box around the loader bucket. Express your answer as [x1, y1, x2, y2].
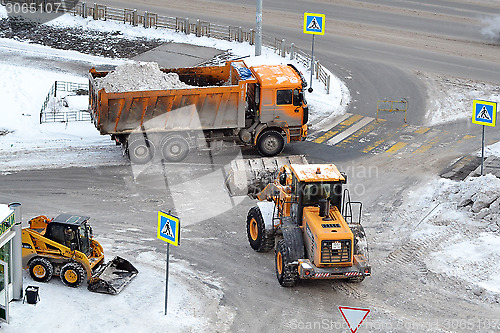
[224, 155, 308, 197]
[88, 256, 138, 295]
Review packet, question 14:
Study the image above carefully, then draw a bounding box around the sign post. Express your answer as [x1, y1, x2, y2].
[303, 12, 325, 93]
[472, 99, 497, 175]
[157, 211, 181, 315]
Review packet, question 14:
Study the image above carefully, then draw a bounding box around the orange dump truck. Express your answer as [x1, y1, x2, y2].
[89, 60, 308, 163]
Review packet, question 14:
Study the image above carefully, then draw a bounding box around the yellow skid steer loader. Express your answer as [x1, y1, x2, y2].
[22, 214, 138, 295]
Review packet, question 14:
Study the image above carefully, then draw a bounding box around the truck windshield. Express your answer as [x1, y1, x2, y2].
[78, 223, 91, 255]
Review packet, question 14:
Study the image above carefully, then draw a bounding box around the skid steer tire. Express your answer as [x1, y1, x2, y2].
[29, 257, 54, 283]
[60, 262, 86, 288]
[257, 130, 285, 157]
[275, 239, 299, 287]
[247, 206, 275, 252]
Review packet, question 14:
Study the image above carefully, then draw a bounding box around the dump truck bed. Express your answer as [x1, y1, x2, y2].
[89, 61, 254, 135]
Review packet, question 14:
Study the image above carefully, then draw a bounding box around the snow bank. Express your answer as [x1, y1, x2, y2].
[407, 175, 500, 295]
[485, 140, 500, 158]
[418, 71, 500, 126]
[96, 62, 192, 92]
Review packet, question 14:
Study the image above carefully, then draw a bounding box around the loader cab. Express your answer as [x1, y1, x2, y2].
[288, 164, 346, 225]
[44, 214, 92, 256]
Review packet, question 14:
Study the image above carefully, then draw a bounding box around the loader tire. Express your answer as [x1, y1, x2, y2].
[128, 137, 155, 165]
[162, 136, 189, 162]
[257, 130, 284, 157]
[60, 262, 86, 288]
[247, 206, 275, 252]
[29, 257, 54, 283]
[275, 239, 299, 287]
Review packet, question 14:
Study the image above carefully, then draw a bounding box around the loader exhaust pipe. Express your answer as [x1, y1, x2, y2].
[319, 198, 330, 219]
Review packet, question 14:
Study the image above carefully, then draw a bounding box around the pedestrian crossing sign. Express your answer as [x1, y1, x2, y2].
[304, 13, 325, 35]
[472, 99, 496, 127]
[158, 211, 180, 246]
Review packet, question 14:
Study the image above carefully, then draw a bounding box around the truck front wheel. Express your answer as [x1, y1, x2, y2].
[257, 130, 285, 157]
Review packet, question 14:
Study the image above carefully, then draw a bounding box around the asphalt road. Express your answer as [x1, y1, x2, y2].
[3, 1, 500, 332]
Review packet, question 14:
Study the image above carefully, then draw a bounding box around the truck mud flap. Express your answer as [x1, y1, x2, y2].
[88, 256, 138, 295]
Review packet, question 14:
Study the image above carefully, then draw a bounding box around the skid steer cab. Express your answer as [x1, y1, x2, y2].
[21, 214, 138, 294]
[246, 163, 371, 287]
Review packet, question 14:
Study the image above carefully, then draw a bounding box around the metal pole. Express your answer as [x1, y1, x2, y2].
[9, 202, 23, 301]
[164, 243, 170, 315]
[309, 35, 315, 92]
[255, 0, 262, 56]
[481, 125, 485, 176]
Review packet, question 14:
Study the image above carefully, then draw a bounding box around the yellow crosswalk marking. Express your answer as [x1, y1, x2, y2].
[337, 118, 382, 148]
[414, 127, 430, 134]
[413, 135, 441, 153]
[361, 124, 408, 153]
[313, 114, 363, 143]
[386, 142, 408, 153]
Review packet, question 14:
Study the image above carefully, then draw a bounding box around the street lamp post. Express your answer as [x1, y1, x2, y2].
[256, 0, 262, 56]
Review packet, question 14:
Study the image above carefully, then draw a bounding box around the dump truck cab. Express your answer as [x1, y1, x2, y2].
[247, 163, 371, 287]
[250, 64, 308, 148]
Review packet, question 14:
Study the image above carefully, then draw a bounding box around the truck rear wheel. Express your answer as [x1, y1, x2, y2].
[247, 206, 275, 252]
[257, 130, 285, 157]
[128, 137, 155, 164]
[161, 136, 189, 162]
[60, 262, 86, 288]
[29, 257, 54, 283]
[275, 239, 299, 287]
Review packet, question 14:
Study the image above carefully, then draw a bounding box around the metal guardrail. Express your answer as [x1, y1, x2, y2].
[40, 81, 91, 124]
[65, 2, 332, 93]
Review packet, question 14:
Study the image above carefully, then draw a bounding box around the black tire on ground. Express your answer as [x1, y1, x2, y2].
[275, 239, 299, 287]
[347, 275, 366, 283]
[29, 257, 54, 282]
[128, 137, 155, 164]
[247, 206, 275, 252]
[257, 130, 285, 157]
[161, 136, 189, 162]
[60, 262, 86, 288]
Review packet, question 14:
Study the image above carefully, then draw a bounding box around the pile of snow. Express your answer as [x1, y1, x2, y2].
[406, 175, 500, 296]
[95, 62, 192, 92]
[440, 174, 500, 223]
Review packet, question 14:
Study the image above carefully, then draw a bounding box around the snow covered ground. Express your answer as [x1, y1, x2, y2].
[5, 253, 233, 332]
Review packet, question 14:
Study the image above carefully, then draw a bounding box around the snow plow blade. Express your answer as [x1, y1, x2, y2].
[88, 256, 138, 295]
[224, 155, 308, 197]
